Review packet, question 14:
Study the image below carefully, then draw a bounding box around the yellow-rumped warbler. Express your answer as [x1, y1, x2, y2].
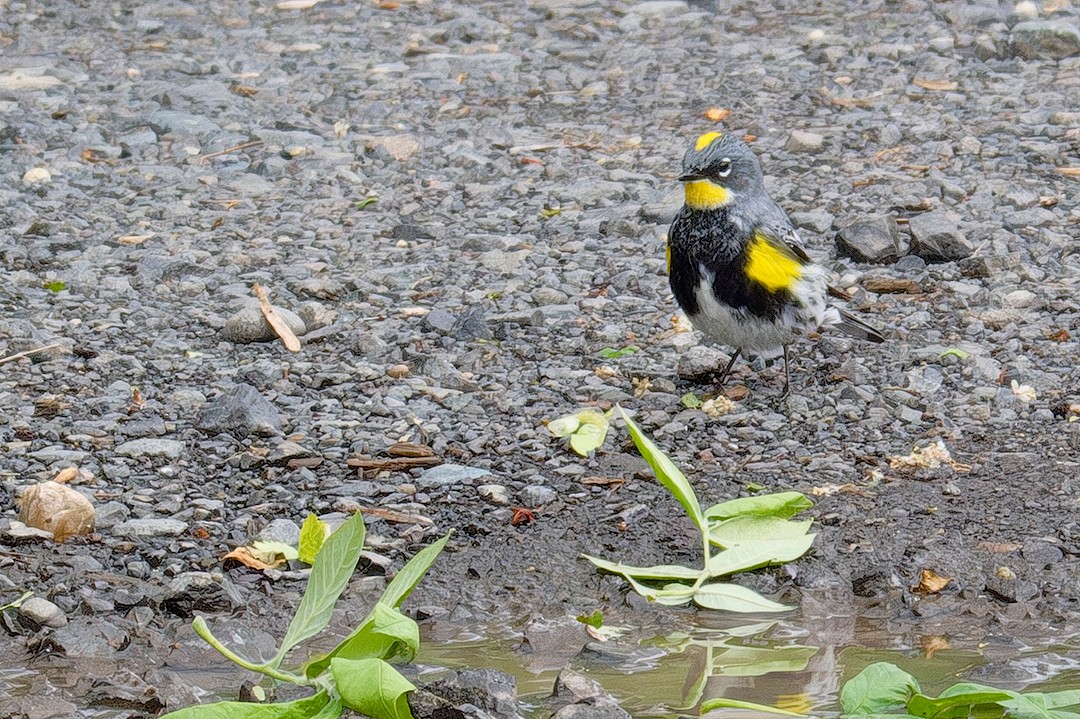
[667, 131, 884, 393]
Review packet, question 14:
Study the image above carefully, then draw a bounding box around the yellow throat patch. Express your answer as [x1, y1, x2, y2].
[684, 180, 730, 210]
[694, 131, 723, 151]
[745, 233, 803, 292]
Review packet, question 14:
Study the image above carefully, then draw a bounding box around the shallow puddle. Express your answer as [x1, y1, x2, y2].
[416, 606, 1080, 717]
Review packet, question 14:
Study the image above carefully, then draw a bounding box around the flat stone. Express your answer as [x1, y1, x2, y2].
[162, 571, 244, 617]
[477, 484, 510, 505]
[256, 518, 301, 545]
[416, 463, 492, 488]
[908, 211, 973, 262]
[1011, 19, 1080, 59]
[1002, 290, 1039, 309]
[519, 484, 557, 508]
[423, 309, 458, 333]
[114, 438, 184, 460]
[786, 130, 824, 153]
[835, 216, 902, 263]
[112, 518, 188, 537]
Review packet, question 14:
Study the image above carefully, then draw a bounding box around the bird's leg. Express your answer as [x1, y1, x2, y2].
[780, 345, 791, 397]
[715, 349, 741, 385]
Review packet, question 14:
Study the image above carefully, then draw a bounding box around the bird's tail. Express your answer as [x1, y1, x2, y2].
[823, 306, 885, 343]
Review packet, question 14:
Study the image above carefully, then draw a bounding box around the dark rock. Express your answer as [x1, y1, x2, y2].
[424, 309, 458, 334]
[1022, 541, 1064, 569]
[32, 617, 130, 657]
[985, 574, 1040, 603]
[161, 571, 244, 617]
[908, 211, 973, 262]
[0, 695, 79, 719]
[521, 616, 590, 671]
[851, 565, 896, 597]
[195, 383, 281, 438]
[551, 668, 619, 709]
[835, 216, 902, 264]
[423, 669, 520, 719]
[1011, 20, 1080, 59]
[453, 307, 495, 340]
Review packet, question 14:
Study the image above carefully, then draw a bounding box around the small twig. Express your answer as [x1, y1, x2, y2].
[198, 140, 264, 164]
[0, 342, 63, 366]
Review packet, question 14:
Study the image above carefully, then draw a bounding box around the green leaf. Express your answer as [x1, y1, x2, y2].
[708, 516, 812, 548]
[252, 540, 299, 562]
[707, 543, 798, 578]
[569, 419, 607, 456]
[305, 604, 419, 678]
[1040, 691, 1080, 710]
[701, 697, 808, 716]
[546, 415, 581, 438]
[43, 280, 65, 292]
[679, 392, 702, 409]
[379, 531, 451, 609]
[540, 206, 562, 218]
[622, 575, 696, 606]
[617, 406, 704, 530]
[357, 196, 377, 209]
[705, 492, 813, 520]
[708, 643, 818, 677]
[841, 662, 921, 715]
[692, 583, 793, 613]
[582, 554, 703, 581]
[598, 345, 639, 359]
[298, 514, 328, 565]
[272, 512, 367, 667]
[746, 482, 766, 492]
[332, 657, 415, 719]
[576, 610, 603, 628]
[158, 690, 336, 719]
[908, 690, 1015, 719]
[940, 348, 969, 360]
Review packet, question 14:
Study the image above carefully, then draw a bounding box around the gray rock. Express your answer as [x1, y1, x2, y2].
[908, 211, 973, 262]
[221, 305, 307, 344]
[985, 574, 1040, 603]
[477, 484, 510, 504]
[551, 668, 619, 708]
[112, 518, 188, 537]
[1022, 541, 1064, 568]
[676, 345, 730, 379]
[423, 669, 519, 719]
[161, 571, 244, 617]
[256, 518, 301, 545]
[424, 309, 458, 333]
[835, 216, 902, 263]
[519, 484, 557, 508]
[453, 307, 495, 341]
[1011, 20, 1080, 59]
[1002, 290, 1039, 309]
[417, 464, 492, 488]
[553, 705, 632, 719]
[532, 287, 570, 306]
[0, 695, 79, 719]
[195, 383, 281, 438]
[33, 617, 128, 658]
[94, 501, 131, 529]
[785, 130, 824, 153]
[114, 438, 184, 460]
[19, 596, 67, 628]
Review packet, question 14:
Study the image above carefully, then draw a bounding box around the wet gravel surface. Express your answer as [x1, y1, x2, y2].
[2, 0, 1080, 715]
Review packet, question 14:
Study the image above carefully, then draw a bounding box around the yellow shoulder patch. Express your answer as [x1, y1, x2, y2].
[745, 232, 803, 292]
[684, 180, 730, 210]
[665, 243, 672, 273]
[694, 131, 724, 151]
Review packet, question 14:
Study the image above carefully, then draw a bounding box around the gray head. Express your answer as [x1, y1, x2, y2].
[678, 131, 765, 210]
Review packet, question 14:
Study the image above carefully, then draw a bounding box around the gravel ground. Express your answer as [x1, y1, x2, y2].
[2, 0, 1080, 715]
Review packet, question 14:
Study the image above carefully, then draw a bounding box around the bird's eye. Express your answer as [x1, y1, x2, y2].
[714, 158, 732, 179]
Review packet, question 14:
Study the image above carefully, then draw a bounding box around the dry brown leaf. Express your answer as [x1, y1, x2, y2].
[914, 568, 951, 594]
[810, 482, 860, 496]
[253, 283, 301, 352]
[864, 277, 922, 294]
[116, 233, 155, 245]
[387, 442, 435, 458]
[53, 468, 79, 484]
[995, 565, 1016, 580]
[704, 107, 731, 122]
[631, 376, 652, 398]
[358, 506, 434, 525]
[1039, 196, 1059, 207]
[18, 481, 95, 541]
[913, 78, 958, 91]
[222, 546, 285, 570]
[582, 476, 625, 488]
[231, 85, 259, 97]
[921, 635, 950, 659]
[1057, 167, 1080, 177]
[889, 440, 971, 472]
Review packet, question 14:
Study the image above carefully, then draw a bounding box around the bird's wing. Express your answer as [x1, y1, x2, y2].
[752, 223, 812, 265]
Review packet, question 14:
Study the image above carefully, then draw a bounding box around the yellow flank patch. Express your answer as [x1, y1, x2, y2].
[665, 243, 671, 273]
[694, 131, 723, 151]
[745, 233, 803, 292]
[684, 180, 730, 210]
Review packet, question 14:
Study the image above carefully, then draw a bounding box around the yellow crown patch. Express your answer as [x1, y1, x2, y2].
[694, 131, 724, 151]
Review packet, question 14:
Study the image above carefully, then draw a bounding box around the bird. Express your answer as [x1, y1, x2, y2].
[666, 131, 884, 394]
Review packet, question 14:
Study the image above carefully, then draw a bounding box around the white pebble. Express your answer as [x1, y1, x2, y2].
[23, 167, 51, 184]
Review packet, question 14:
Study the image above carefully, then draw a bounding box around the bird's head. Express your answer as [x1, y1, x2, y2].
[678, 131, 763, 210]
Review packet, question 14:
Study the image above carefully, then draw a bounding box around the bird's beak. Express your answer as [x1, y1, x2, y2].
[677, 172, 701, 182]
